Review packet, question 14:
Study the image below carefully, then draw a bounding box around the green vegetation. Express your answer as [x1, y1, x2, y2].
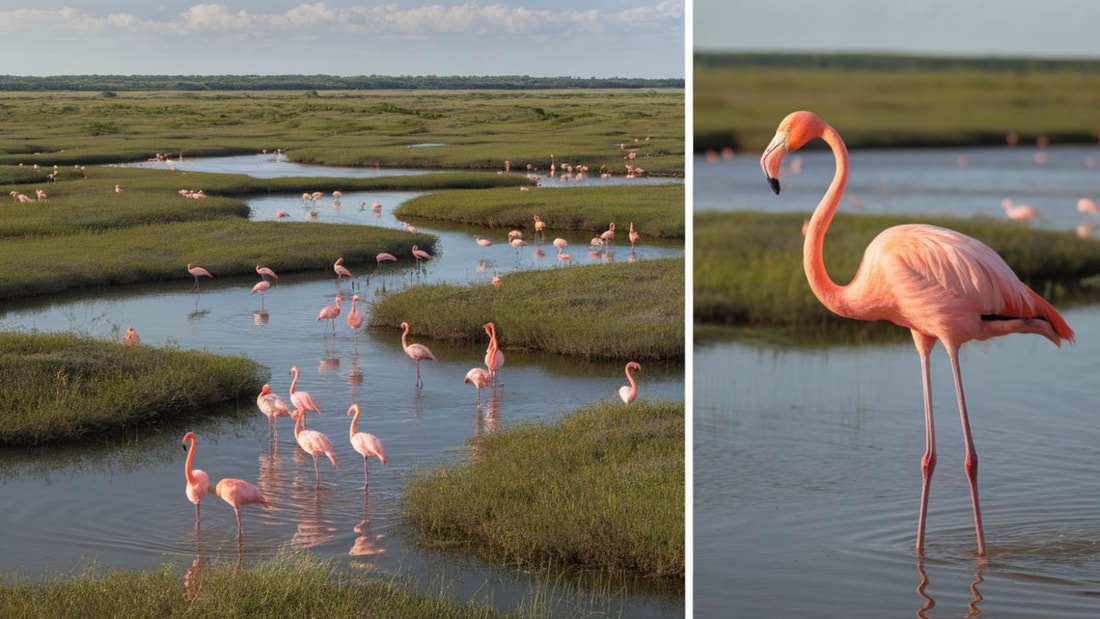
[403, 400, 684, 582]
[0, 556, 505, 618]
[694, 211, 1100, 330]
[0, 332, 265, 446]
[694, 52, 1100, 152]
[370, 258, 684, 360]
[395, 184, 685, 239]
[0, 89, 683, 175]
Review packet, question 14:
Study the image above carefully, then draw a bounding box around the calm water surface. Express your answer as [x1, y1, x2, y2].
[0, 157, 685, 617]
[694, 147, 1100, 617]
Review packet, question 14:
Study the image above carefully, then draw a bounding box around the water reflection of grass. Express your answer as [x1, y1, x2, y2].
[695, 211, 1100, 338]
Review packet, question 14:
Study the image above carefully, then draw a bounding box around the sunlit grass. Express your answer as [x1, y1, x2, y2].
[403, 400, 684, 582]
[370, 258, 684, 360]
[0, 332, 266, 446]
[0, 556, 505, 618]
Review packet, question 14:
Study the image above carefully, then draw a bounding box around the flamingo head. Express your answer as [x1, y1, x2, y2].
[347, 403, 360, 417]
[182, 431, 196, 449]
[761, 110, 828, 194]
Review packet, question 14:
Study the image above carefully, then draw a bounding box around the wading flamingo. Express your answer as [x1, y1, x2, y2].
[187, 263, 212, 291]
[760, 110, 1074, 557]
[256, 384, 291, 442]
[411, 244, 432, 266]
[533, 215, 547, 240]
[123, 326, 140, 345]
[464, 367, 491, 405]
[316, 295, 342, 336]
[334, 257, 353, 282]
[214, 478, 270, 539]
[618, 361, 641, 404]
[347, 404, 386, 487]
[375, 252, 397, 273]
[1001, 198, 1038, 221]
[600, 222, 616, 246]
[288, 365, 322, 418]
[251, 280, 271, 305]
[400, 321, 437, 387]
[346, 294, 364, 332]
[484, 322, 504, 384]
[181, 432, 211, 527]
[256, 264, 278, 281]
[292, 408, 338, 484]
[628, 222, 640, 249]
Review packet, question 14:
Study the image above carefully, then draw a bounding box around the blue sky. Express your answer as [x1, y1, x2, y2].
[695, 0, 1100, 59]
[0, 1, 685, 77]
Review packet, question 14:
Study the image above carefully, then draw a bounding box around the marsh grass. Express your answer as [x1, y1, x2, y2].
[0, 332, 266, 445]
[0, 556, 504, 618]
[395, 184, 684, 238]
[369, 258, 684, 360]
[403, 400, 684, 582]
[694, 211, 1100, 328]
[0, 89, 684, 176]
[694, 58, 1100, 151]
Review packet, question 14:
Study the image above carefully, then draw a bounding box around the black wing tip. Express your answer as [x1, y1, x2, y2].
[767, 177, 781, 195]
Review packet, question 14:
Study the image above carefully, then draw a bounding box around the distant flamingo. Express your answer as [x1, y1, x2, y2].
[492, 275, 502, 288]
[628, 222, 640, 249]
[618, 361, 642, 404]
[600, 222, 616, 246]
[123, 326, 140, 345]
[187, 263, 212, 291]
[400, 321, 437, 387]
[276, 209, 290, 219]
[251, 280, 271, 303]
[347, 404, 386, 487]
[214, 478, 270, 538]
[292, 408, 338, 484]
[761, 110, 1075, 556]
[552, 238, 568, 254]
[334, 257, 353, 282]
[411, 244, 431, 266]
[256, 384, 291, 442]
[346, 294, 364, 332]
[484, 322, 504, 384]
[256, 264, 278, 281]
[474, 235, 492, 248]
[316, 295, 342, 336]
[1076, 197, 1097, 217]
[375, 252, 397, 272]
[1001, 198, 1038, 221]
[464, 367, 491, 405]
[533, 215, 547, 240]
[288, 365, 322, 417]
[181, 432, 211, 527]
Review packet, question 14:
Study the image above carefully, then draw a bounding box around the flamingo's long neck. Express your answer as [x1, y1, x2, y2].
[184, 438, 199, 485]
[401, 324, 410, 351]
[349, 406, 360, 439]
[625, 365, 637, 390]
[289, 369, 299, 394]
[294, 410, 304, 437]
[803, 123, 852, 317]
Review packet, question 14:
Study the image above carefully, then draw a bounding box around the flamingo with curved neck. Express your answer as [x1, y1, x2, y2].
[618, 361, 641, 404]
[181, 432, 211, 527]
[760, 110, 1075, 556]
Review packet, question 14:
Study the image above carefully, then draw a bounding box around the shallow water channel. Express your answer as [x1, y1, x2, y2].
[0, 155, 686, 617]
[694, 146, 1100, 618]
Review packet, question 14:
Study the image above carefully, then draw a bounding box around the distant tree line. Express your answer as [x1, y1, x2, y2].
[695, 52, 1100, 73]
[0, 74, 683, 92]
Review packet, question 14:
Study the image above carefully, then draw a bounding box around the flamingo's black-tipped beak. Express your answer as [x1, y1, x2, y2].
[767, 177, 781, 195]
[181, 443, 188, 452]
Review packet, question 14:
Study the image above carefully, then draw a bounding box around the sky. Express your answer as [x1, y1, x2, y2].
[0, 1, 685, 78]
[695, 0, 1100, 59]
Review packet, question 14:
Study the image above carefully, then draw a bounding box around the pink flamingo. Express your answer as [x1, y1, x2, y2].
[760, 110, 1075, 556]
[629, 222, 640, 249]
[292, 408, 338, 484]
[1076, 197, 1097, 217]
[346, 294, 364, 332]
[411, 244, 432, 267]
[347, 404, 386, 487]
[123, 326, 140, 345]
[1001, 198, 1038, 221]
[251, 280, 271, 304]
[464, 367, 491, 405]
[181, 432, 211, 527]
[400, 321, 437, 387]
[287, 365, 322, 418]
[187, 263, 212, 291]
[474, 235, 492, 248]
[334, 257, 353, 282]
[214, 478, 270, 538]
[256, 264, 278, 281]
[316, 295, 342, 336]
[375, 252, 397, 273]
[484, 322, 504, 384]
[533, 215, 547, 240]
[276, 209, 290, 219]
[256, 384, 291, 442]
[600, 222, 616, 246]
[618, 361, 642, 404]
